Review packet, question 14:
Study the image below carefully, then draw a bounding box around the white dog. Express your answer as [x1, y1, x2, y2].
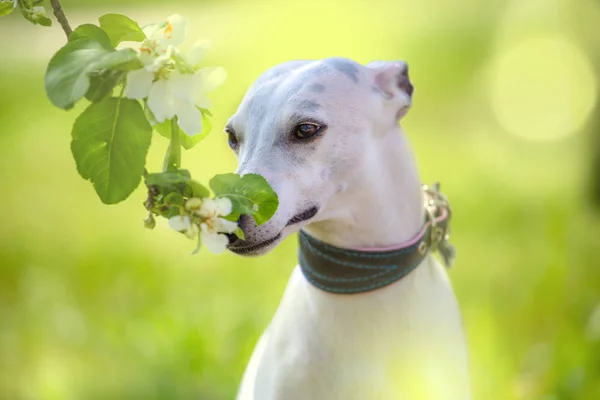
[224, 58, 471, 400]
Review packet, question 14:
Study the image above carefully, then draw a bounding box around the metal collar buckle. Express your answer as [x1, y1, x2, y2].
[422, 182, 456, 268]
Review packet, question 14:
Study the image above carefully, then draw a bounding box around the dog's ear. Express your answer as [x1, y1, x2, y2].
[366, 61, 414, 121]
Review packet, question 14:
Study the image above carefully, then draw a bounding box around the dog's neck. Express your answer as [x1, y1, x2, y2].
[304, 127, 424, 249]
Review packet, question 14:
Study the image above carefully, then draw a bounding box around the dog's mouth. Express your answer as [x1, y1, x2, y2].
[286, 206, 319, 226]
[228, 233, 282, 255]
[228, 207, 319, 255]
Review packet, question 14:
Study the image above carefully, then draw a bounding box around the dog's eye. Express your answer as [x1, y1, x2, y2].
[225, 128, 238, 150]
[295, 123, 321, 140]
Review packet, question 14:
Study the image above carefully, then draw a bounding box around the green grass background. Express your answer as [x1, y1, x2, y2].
[1, 0, 600, 399]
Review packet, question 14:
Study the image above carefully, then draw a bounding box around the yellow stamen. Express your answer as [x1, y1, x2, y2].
[164, 22, 173, 39]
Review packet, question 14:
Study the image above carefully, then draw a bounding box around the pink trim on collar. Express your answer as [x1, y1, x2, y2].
[353, 207, 448, 252]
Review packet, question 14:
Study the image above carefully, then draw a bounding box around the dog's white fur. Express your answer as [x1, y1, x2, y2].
[226, 58, 471, 399]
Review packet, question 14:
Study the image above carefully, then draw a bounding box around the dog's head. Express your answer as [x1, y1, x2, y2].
[225, 58, 414, 256]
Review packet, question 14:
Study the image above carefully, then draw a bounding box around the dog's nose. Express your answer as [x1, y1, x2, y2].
[225, 232, 239, 245]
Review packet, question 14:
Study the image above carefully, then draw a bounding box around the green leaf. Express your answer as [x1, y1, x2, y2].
[163, 191, 185, 207]
[209, 173, 279, 225]
[0, 1, 17, 17]
[234, 227, 245, 241]
[37, 15, 52, 27]
[153, 110, 212, 150]
[71, 97, 153, 204]
[70, 24, 112, 50]
[188, 180, 210, 198]
[163, 205, 182, 219]
[145, 170, 191, 186]
[45, 39, 140, 109]
[144, 171, 210, 203]
[99, 13, 145, 47]
[85, 70, 124, 102]
[199, 109, 213, 139]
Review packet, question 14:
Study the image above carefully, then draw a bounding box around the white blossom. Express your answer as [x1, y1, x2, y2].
[123, 14, 226, 136]
[169, 197, 238, 254]
[195, 197, 237, 254]
[168, 215, 197, 239]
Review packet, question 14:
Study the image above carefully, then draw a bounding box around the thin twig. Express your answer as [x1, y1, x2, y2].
[49, 0, 72, 39]
[164, 118, 181, 172]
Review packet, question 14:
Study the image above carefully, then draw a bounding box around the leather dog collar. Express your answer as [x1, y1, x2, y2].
[298, 182, 456, 294]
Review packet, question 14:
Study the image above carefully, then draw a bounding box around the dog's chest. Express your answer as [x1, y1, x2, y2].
[241, 257, 471, 400]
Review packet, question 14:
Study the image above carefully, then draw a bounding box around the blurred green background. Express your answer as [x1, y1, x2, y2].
[1, 0, 600, 399]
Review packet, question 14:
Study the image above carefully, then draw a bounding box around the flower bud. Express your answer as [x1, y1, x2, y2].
[185, 197, 203, 211]
[144, 214, 156, 229]
[30, 6, 46, 21]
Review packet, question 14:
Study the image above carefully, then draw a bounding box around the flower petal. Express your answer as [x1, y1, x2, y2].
[215, 217, 238, 234]
[169, 215, 191, 232]
[165, 14, 187, 46]
[195, 67, 227, 94]
[195, 95, 211, 109]
[175, 100, 202, 136]
[200, 228, 229, 254]
[187, 40, 211, 67]
[124, 69, 154, 99]
[142, 22, 163, 39]
[138, 49, 155, 69]
[184, 225, 198, 239]
[147, 80, 176, 122]
[199, 198, 217, 217]
[214, 197, 232, 217]
[167, 71, 196, 102]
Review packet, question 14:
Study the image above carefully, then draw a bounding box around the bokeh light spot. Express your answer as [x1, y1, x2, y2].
[488, 35, 597, 141]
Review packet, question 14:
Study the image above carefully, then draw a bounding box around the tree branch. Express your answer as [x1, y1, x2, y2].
[49, 0, 72, 39]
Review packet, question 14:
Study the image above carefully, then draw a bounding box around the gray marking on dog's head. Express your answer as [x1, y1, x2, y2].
[297, 100, 321, 112]
[326, 57, 360, 83]
[310, 64, 330, 76]
[309, 83, 326, 93]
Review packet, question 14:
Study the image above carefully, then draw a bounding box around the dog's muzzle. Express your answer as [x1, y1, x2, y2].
[226, 206, 319, 255]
